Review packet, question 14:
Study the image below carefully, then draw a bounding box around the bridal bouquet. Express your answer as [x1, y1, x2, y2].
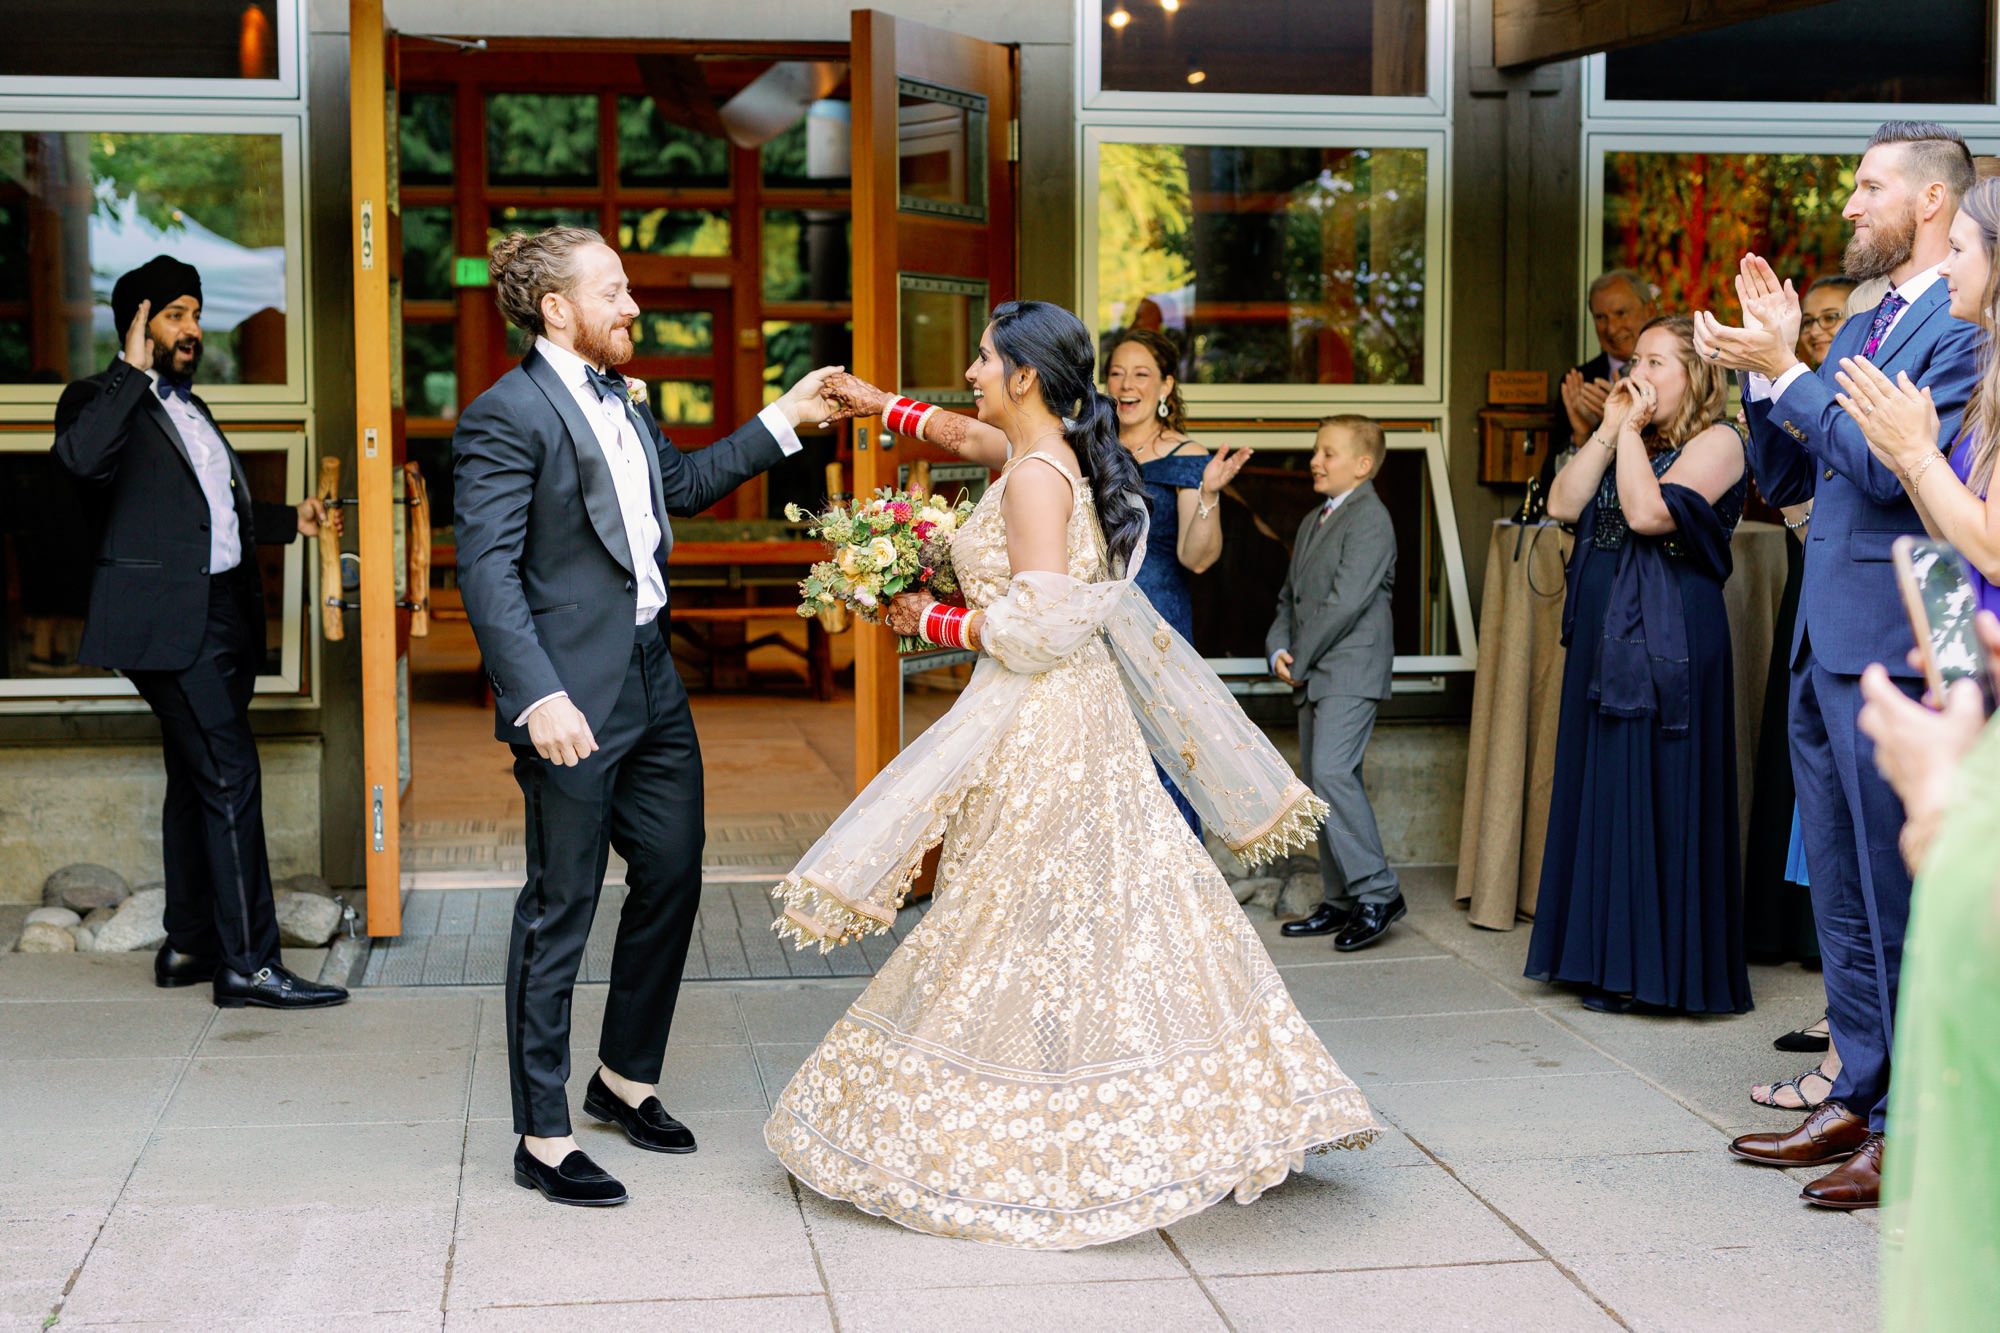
[785, 488, 976, 651]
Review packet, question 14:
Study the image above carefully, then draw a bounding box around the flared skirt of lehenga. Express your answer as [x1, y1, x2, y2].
[764, 640, 1381, 1249]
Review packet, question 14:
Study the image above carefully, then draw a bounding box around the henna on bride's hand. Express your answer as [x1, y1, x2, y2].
[925, 411, 970, 457]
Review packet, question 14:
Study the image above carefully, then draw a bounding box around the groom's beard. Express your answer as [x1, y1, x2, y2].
[573, 317, 634, 371]
[1845, 202, 1919, 282]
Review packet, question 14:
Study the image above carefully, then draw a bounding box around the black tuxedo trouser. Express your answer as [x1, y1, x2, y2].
[124, 578, 283, 975]
[505, 621, 705, 1136]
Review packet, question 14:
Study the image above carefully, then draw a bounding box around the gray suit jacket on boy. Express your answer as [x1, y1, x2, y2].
[1264, 480, 1396, 702]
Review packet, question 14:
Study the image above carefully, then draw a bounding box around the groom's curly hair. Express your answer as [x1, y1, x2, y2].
[490, 226, 603, 337]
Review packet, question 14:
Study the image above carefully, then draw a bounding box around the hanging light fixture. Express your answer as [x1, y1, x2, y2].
[1108, 7, 1132, 28]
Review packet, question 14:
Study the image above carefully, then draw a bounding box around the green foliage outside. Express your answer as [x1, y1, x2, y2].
[400, 92, 453, 185]
[619, 208, 731, 257]
[617, 98, 729, 187]
[402, 206, 454, 301]
[78, 131, 286, 249]
[486, 93, 597, 186]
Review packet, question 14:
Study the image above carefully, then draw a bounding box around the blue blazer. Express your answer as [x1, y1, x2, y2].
[1743, 283, 1982, 677]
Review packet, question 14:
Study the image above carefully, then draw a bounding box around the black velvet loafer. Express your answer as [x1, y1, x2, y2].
[513, 1139, 628, 1207]
[155, 943, 219, 989]
[583, 1070, 697, 1153]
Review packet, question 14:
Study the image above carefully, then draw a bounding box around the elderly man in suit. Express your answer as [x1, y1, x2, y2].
[1698, 120, 1983, 1211]
[1266, 415, 1402, 952]
[51, 256, 347, 1010]
[1560, 268, 1658, 451]
[453, 227, 837, 1207]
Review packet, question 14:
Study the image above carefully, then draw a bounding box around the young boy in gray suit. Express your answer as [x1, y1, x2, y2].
[1266, 415, 1403, 951]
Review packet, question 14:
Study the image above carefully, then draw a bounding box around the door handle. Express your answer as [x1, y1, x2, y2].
[401, 460, 431, 637]
[317, 457, 346, 641]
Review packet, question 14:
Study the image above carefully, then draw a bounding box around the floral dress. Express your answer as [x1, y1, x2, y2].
[763, 451, 1380, 1249]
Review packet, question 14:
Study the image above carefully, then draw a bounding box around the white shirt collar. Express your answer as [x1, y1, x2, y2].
[534, 335, 603, 392]
[1893, 263, 1945, 305]
[1322, 489, 1353, 513]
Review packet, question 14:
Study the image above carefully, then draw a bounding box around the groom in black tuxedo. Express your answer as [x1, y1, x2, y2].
[454, 227, 835, 1206]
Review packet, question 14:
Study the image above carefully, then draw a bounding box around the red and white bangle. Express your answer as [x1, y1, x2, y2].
[922, 601, 972, 650]
[883, 395, 939, 440]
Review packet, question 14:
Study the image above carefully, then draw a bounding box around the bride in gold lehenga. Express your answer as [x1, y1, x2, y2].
[765, 302, 1380, 1250]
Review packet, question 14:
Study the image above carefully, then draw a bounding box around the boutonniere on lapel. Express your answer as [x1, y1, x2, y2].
[625, 379, 649, 409]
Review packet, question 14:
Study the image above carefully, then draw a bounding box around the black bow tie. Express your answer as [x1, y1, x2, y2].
[155, 376, 193, 403]
[583, 365, 627, 405]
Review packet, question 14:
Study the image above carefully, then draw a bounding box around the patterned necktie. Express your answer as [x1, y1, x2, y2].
[583, 364, 627, 404]
[1860, 291, 1908, 359]
[155, 376, 193, 403]
[1316, 499, 1335, 528]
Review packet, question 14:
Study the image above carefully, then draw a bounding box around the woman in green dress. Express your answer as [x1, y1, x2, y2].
[1857, 608, 2000, 1329]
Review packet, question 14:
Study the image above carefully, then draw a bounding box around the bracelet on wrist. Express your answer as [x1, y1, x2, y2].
[883, 394, 939, 440]
[1195, 490, 1218, 520]
[921, 601, 972, 650]
[1907, 450, 1942, 489]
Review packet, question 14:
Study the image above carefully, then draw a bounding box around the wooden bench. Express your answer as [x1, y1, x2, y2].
[668, 605, 834, 701]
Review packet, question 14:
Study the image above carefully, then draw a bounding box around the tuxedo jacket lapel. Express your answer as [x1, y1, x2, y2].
[134, 379, 199, 483]
[626, 401, 671, 552]
[524, 349, 635, 575]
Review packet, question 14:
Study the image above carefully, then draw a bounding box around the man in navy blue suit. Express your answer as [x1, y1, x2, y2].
[1696, 121, 1982, 1211]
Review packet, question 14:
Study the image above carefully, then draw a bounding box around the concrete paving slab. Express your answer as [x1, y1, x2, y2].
[1540, 1005, 1821, 1130]
[60, 1121, 463, 1324]
[1275, 955, 1529, 1021]
[467, 1039, 764, 1121]
[162, 1048, 471, 1128]
[0, 1128, 149, 1222]
[0, 1056, 184, 1133]
[1446, 1149, 1878, 1262]
[201, 992, 478, 1058]
[1206, 1261, 1619, 1332]
[1249, 913, 1450, 966]
[1312, 1010, 1620, 1086]
[68, 1312, 444, 1331]
[794, 1186, 1186, 1293]
[447, 1117, 819, 1306]
[1163, 1135, 1534, 1277]
[752, 1042, 816, 1105]
[832, 1278, 1224, 1332]
[1571, 1245, 1879, 1332]
[1366, 1073, 1729, 1165]
[736, 980, 869, 1045]
[446, 1295, 832, 1331]
[0, 1214, 99, 1325]
[0, 997, 212, 1060]
[0, 951, 167, 1002]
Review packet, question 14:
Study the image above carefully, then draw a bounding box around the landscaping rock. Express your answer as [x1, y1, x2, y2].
[17, 922, 76, 953]
[25, 907, 81, 929]
[1231, 875, 1281, 907]
[69, 924, 95, 952]
[277, 872, 337, 900]
[1276, 871, 1323, 918]
[93, 888, 167, 953]
[273, 890, 341, 947]
[83, 906, 117, 932]
[43, 864, 131, 913]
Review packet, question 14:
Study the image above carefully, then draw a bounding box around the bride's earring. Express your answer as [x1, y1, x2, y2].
[1157, 400, 1169, 420]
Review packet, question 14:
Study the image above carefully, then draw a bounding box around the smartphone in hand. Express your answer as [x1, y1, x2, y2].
[1892, 535, 1996, 710]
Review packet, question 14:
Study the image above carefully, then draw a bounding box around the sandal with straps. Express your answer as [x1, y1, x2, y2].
[1749, 1067, 1835, 1111]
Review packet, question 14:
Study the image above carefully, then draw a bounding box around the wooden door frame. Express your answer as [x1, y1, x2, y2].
[351, 0, 402, 935]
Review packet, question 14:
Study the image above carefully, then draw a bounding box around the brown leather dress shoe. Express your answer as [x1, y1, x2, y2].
[1727, 1100, 1868, 1168]
[1801, 1133, 1883, 1210]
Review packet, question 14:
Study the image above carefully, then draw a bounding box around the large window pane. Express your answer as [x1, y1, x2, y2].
[763, 320, 853, 405]
[617, 97, 729, 188]
[488, 206, 598, 251]
[650, 380, 715, 426]
[763, 210, 851, 301]
[1605, 0, 1988, 104]
[1098, 0, 1425, 98]
[402, 206, 454, 301]
[486, 93, 598, 187]
[761, 102, 853, 187]
[899, 82, 985, 220]
[633, 311, 715, 357]
[0, 130, 289, 386]
[400, 92, 454, 186]
[619, 208, 730, 257]
[1097, 143, 1428, 387]
[0, 1, 279, 80]
[900, 277, 983, 405]
[404, 322, 457, 420]
[1602, 151, 1856, 315]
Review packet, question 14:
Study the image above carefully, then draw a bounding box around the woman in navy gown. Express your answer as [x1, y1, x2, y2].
[1103, 328, 1250, 830]
[1527, 315, 1753, 1015]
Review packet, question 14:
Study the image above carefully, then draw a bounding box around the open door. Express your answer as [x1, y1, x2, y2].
[850, 9, 1016, 787]
[347, 0, 403, 935]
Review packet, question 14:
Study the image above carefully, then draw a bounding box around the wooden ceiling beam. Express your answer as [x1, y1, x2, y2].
[1493, 0, 1837, 69]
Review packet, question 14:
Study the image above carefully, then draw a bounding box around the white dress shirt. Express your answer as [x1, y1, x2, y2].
[516, 337, 805, 727]
[131, 360, 241, 575]
[1749, 264, 1943, 403]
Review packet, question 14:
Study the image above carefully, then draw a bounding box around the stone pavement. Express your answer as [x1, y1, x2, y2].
[0, 867, 1878, 1331]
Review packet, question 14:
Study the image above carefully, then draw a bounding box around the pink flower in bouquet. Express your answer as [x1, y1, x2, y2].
[886, 500, 913, 523]
[914, 520, 937, 540]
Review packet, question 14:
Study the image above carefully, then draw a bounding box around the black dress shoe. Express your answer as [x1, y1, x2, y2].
[583, 1070, 697, 1153]
[155, 943, 218, 989]
[212, 963, 349, 1010]
[1280, 902, 1353, 938]
[1333, 893, 1406, 952]
[513, 1139, 628, 1207]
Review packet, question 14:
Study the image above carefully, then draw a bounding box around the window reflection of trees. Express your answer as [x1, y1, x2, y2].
[1098, 143, 1427, 387]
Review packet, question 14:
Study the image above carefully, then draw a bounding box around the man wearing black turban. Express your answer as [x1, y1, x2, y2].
[51, 255, 349, 1010]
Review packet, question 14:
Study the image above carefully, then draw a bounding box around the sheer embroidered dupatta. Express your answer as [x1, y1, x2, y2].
[771, 487, 1326, 952]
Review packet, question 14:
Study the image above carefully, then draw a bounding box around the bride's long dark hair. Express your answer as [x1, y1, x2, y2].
[986, 300, 1148, 571]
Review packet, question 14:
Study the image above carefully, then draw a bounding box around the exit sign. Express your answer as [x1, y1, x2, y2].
[453, 257, 491, 287]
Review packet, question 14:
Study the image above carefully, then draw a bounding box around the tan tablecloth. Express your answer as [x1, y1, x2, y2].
[1454, 519, 1790, 930]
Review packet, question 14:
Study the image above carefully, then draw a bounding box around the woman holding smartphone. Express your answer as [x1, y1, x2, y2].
[1836, 177, 2000, 618]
